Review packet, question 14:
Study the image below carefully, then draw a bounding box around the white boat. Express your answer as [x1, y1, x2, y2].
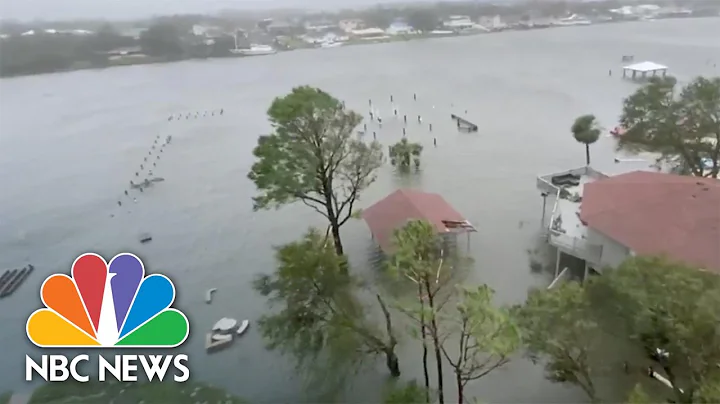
[237, 320, 250, 336]
[230, 44, 277, 56]
[320, 41, 343, 49]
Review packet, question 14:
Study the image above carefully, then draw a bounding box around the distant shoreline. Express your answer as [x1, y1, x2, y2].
[1, 16, 717, 80]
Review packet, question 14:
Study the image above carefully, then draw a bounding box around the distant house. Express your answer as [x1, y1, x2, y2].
[386, 20, 415, 35]
[305, 20, 336, 32]
[442, 15, 476, 30]
[351, 28, 388, 40]
[339, 19, 364, 33]
[191, 25, 228, 39]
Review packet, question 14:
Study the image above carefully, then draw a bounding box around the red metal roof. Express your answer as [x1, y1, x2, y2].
[580, 171, 720, 272]
[362, 189, 468, 251]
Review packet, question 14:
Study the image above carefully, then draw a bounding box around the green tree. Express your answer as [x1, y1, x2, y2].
[571, 114, 601, 166]
[626, 384, 652, 404]
[440, 285, 520, 404]
[517, 282, 603, 402]
[88, 23, 136, 52]
[587, 256, 720, 403]
[139, 23, 183, 57]
[389, 220, 449, 403]
[248, 86, 383, 256]
[389, 138, 423, 170]
[406, 9, 439, 32]
[383, 380, 430, 404]
[697, 371, 720, 403]
[618, 76, 720, 178]
[254, 228, 401, 384]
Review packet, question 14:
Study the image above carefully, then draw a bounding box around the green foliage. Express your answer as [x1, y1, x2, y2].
[389, 138, 424, 170]
[697, 371, 720, 403]
[139, 23, 184, 57]
[248, 86, 383, 254]
[618, 76, 720, 178]
[586, 256, 720, 403]
[517, 282, 602, 401]
[383, 380, 431, 404]
[254, 228, 363, 366]
[28, 380, 246, 404]
[254, 228, 399, 392]
[406, 10, 440, 32]
[389, 220, 442, 281]
[626, 384, 652, 404]
[441, 285, 520, 403]
[0, 30, 135, 77]
[0, 391, 9, 404]
[571, 114, 601, 166]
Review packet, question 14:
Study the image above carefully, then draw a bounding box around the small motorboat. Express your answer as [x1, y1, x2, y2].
[236, 320, 250, 336]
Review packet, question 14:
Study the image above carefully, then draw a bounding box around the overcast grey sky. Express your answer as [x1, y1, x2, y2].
[0, 0, 452, 21]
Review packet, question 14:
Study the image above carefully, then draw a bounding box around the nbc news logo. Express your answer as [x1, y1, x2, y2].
[25, 253, 190, 382]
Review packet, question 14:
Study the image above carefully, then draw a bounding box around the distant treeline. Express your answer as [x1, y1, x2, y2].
[0, 22, 237, 77]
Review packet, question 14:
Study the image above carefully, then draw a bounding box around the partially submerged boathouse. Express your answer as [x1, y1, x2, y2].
[362, 189, 476, 253]
[538, 167, 720, 285]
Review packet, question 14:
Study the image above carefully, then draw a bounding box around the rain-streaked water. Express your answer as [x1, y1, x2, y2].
[1, 18, 718, 403]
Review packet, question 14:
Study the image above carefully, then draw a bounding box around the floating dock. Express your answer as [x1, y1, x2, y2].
[450, 114, 478, 132]
[0, 265, 34, 298]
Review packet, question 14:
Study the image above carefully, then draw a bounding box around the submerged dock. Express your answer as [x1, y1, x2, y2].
[0, 265, 34, 298]
[450, 114, 479, 132]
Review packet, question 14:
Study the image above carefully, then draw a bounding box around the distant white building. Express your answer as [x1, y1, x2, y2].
[609, 4, 661, 16]
[339, 19, 364, 33]
[191, 25, 227, 38]
[351, 28, 388, 40]
[386, 21, 415, 35]
[478, 15, 507, 30]
[443, 15, 476, 30]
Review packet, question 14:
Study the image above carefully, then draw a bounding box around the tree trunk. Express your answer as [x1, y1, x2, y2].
[321, 176, 345, 257]
[384, 348, 401, 377]
[424, 277, 445, 404]
[418, 284, 431, 403]
[585, 144, 591, 166]
[456, 372, 464, 404]
[330, 220, 344, 256]
[377, 294, 400, 377]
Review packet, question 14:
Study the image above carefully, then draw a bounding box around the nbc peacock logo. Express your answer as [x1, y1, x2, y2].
[25, 253, 191, 383]
[27, 253, 189, 347]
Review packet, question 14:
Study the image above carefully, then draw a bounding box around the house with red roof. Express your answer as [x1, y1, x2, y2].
[362, 189, 476, 253]
[537, 167, 720, 282]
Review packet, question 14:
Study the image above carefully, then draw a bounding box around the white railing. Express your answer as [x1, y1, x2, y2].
[537, 166, 607, 265]
[549, 231, 604, 264]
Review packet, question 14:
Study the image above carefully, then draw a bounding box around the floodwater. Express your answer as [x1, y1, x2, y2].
[0, 18, 718, 403]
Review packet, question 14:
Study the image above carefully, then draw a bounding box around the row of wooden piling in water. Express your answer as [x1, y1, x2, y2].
[0, 265, 34, 298]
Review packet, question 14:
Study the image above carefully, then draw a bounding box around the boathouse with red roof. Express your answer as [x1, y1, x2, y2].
[362, 189, 476, 252]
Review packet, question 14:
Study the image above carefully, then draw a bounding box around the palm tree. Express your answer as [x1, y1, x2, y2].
[389, 138, 423, 170]
[571, 114, 602, 166]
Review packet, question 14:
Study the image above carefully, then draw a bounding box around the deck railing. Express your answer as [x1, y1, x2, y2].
[549, 230, 604, 264]
[537, 166, 607, 265]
